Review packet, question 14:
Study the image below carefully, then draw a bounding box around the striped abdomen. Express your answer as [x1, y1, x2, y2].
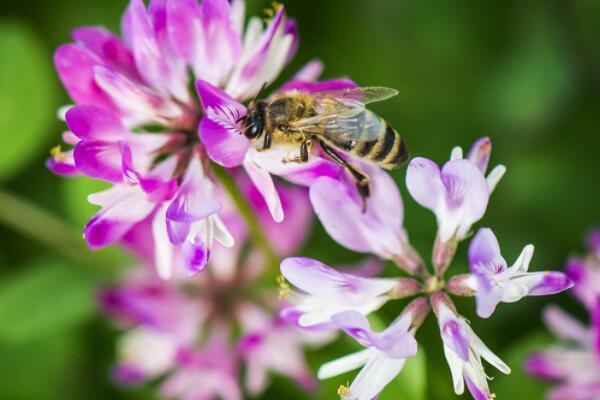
[327, 122, 409, 170]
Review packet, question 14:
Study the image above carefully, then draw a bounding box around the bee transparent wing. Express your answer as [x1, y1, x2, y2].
[313, 86, 399, 106]
[289, 87, 397, 142]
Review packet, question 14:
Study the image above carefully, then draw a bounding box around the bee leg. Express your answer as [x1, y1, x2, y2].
[261, 131, 272, 150]
[318, 140, 370, 212]
[282, 141, 311, 164]
[300, 140, 310, 162]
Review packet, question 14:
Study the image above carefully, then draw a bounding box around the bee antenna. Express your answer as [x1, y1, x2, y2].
[253, 82, 269, 103]
[236, 115, 247, 124]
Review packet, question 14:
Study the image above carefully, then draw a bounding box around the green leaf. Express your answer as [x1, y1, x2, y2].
[0, 258, 97, 344]
[492, 331, 553, 398]
[0, 20, 57, 181]
[0, 331, 80, 400]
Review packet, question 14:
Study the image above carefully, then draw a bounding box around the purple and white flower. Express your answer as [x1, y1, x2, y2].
[280, 257, 398, 328]
[464, 228, 573, 318]
[405, 138, 502, 272]
[317, 307, 420, 400]
[433, 293, 510, 400]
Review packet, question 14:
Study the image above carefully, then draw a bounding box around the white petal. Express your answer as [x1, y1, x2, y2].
[152, 205, 174, 280]
[442, 344, 465, 394]
[318, 348, 373, 379]
[486, 164, 506, 193]
[509, 244, 534, 273]
[349, 352, 406, 400]
[467, 327, 511, 374]
[450, 146, 463, 160]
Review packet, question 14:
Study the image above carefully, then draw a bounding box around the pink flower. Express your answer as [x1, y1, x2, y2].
[49, 0, 319, 275]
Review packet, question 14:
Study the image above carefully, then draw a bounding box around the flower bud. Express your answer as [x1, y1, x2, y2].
[430, 291, 456, 318]
[446, 274, 475, 297]
[393, 243, 428, 278]
[402, 297, 431, 331]
[432, 237, 458, 277]
[387, 278, 421, 299]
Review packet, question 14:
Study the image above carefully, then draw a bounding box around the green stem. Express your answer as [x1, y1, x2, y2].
[0, 187, 115, 271]
[211, 164, 279, 270]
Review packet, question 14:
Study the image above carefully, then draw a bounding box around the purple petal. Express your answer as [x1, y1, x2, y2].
[406, 157, 445, 210]
[85, 186, 156, 248]
[46, 151, 79, 176]
[284, 18, 298, 63]
[468, 228, 507, 275]
[464, 373, 492, 400]
[197, 80, 249, 167]
[528, 272, 574, 296]
[474, 272, 504, 318]
[524, 353, 563, 380]
[166, 160, 221, 223]
[73, 140, 124, 183]
[113, 364, 146, 386]
[65, 105, 127, 140]
[587, 228, 600, 257]
[72, 26, 139, 79]
[168, 0, 242, 85]
[442, 319, 470, 361]
[467, 137, 492, 173]
[331, 310, 373, 346]
[182, 237, 210, 275]
[309, 176, 372, 253]
[441, 159, 489, 214]
[280, 257, 394, 299]
[93, 65, 177, 119]
[54, 44, 115, 109]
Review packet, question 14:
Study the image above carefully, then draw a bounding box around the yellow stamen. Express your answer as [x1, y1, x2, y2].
[277, 274, 290, 299]
[262, 7, 274, 17]
[50, 145, 66, 162]
[337, 383, 351, 398]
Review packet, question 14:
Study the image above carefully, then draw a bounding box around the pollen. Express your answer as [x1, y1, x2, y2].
[337, 384, 351, 398]
[263, 2, 282, 21]
[277, 274, 290, 299]
[50, 145, 66, 162]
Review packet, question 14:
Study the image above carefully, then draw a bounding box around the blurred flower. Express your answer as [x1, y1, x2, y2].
[432, 293, 510, 400]
[527, 228, 600, 400]
[463, 228, 573, 318]
[101, 182, 327, 397]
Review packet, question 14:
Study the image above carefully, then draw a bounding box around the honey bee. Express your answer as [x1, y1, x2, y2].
[241, 86, 409, 210]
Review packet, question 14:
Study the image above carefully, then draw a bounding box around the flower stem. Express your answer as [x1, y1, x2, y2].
[211, 164, 279, 270]
[0, 187, 117, 272]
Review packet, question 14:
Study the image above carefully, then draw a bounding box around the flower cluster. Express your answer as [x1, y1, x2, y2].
[281, 138, 573, 400]
[48, 1, 576, 399]
[526, 229, 600, 400]
[47, 0, 346, 396]
[48, 0, 334, 278]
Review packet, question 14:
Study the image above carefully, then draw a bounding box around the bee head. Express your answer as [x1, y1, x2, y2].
[243, 100, 267, 139]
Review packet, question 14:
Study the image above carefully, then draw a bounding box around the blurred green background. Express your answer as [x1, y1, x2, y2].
[0, 0, 599, 399]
